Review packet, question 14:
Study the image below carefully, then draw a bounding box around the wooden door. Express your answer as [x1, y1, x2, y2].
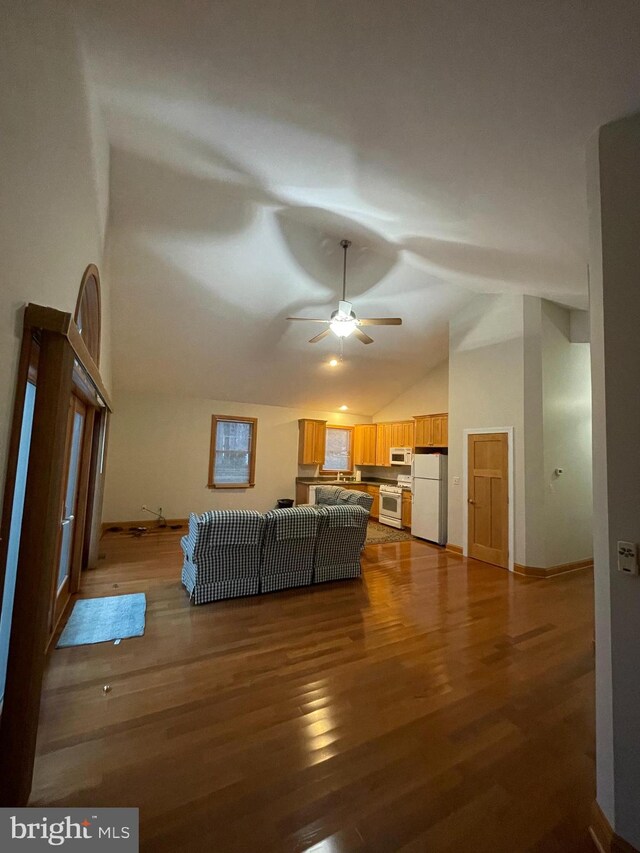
[467, 432, 509, 568]
[50, 396, 90, 633]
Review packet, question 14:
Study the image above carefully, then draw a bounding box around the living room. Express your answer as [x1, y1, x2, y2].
[1, 2, 640, 851]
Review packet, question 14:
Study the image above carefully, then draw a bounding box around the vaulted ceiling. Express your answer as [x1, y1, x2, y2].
[73, 0, 640, 414]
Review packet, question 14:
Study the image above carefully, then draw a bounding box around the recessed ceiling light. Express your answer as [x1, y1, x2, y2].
[329, 358, 339, 367]
[339, 405, 348, 411]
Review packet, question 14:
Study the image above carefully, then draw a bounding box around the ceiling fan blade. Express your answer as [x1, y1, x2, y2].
[353, 328, 374, 345]
[358, 318, 403, 326]
[309, 329, 332, 344]
[287, 317, 330, 323]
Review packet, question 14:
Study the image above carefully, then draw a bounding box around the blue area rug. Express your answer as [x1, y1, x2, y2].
[57, 593, 146, 648]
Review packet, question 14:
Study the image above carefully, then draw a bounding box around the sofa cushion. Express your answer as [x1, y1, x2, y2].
[261, 506, 321, 590]
[313, 504, 368, 584]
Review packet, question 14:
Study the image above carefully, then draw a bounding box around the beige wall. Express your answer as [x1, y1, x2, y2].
[447, 294, 527, 560]
[103, 392, 371, 521]
[372, 360, 449, 422]
[0, 0, 112, 514]
[447, 294, 592, 569]
[588, 112, 640, 848]
[540, 300, 592, 566]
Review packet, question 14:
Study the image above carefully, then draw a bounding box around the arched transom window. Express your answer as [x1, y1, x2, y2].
[75, 264, 101, 365]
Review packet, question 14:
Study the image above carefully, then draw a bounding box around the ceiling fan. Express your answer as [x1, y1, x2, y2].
[287, 239, 402, 345]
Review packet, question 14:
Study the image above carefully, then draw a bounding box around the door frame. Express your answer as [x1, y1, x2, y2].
[0, 303, 112, 806]
[462, 427, 515, 572]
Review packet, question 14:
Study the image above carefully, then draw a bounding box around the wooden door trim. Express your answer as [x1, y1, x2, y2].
[24, 304, 112, 412]
[0, 331, 75, 805]
[462, 427, 515, 572]
[0, 302, 111, 806]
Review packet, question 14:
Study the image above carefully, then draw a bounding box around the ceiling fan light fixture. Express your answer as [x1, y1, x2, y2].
[330, 317, 357, 337]
[328, 358, 339, 367]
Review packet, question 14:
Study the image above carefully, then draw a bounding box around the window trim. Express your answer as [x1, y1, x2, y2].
[208, 415, 257, 489]
[74, 264, 101, 367]
[320, 424, 354, 475]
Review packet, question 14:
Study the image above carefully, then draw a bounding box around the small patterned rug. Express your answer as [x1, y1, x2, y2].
[365, 521, 413, 545]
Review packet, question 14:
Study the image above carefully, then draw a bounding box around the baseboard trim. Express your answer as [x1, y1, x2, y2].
[590, 802, 639, 853]
[446, 543, 463, 555]
[513, 558, 593, 578]
[102, 518, 188, 535]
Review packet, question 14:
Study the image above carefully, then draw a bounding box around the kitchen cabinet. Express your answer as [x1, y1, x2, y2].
[298, 419, 327, 465]
[353, 424, 377, 466]
[414, 413, 448, 448]
[400, 421, 415, 449]
[432, 414, 448, 447]
[369, 485, 380, 519]
[375, 423, 393, 466]
[295, 481, 310, 506]
[401, 490, 412, 528]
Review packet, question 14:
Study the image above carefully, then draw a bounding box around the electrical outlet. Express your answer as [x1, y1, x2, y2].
[617, 541, 639, 575]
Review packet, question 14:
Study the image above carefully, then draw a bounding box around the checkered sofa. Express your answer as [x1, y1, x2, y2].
[261, 505, 322, 593]
[181, 495, 371, 604]
[315, 485, 374, 513]
[313, 504, 369, 583]
[181, 510, 265, 604]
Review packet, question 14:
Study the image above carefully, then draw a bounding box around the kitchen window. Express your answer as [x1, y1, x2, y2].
[208, 415, 257, 488]
[321, 425, 353, 474]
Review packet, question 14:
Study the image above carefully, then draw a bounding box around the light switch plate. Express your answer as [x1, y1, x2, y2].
[617, 541, 639, 575]
[453, 476, 460, 486]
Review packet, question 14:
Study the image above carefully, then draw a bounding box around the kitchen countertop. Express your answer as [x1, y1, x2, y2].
[296, 477, 407, 488]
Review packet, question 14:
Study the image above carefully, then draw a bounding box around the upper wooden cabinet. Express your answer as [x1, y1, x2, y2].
[414, 413, 448, 448]
[432, 414, 448, 447]
[370, 421, 415, 466]
[375, 422, 393, 466]
[353, 424, 377, 466]
[401, 421, 415, 449]
[298, 419, 327, 465]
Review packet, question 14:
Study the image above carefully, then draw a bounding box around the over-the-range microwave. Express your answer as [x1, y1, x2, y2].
[390, 447, 412, 465]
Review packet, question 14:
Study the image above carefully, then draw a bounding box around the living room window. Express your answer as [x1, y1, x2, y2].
[208, 415, 257, 488]
[321, 425, 353, 474]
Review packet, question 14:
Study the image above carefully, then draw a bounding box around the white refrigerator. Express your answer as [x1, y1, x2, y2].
[411, 454, 448, 545]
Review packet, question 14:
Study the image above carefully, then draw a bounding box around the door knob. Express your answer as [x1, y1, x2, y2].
[468, 499, 475, 504]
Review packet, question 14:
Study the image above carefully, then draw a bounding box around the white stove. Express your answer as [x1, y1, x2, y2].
[378, 475, 412, 528]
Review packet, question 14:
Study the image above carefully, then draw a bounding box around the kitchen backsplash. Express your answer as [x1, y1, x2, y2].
[356, 465, 411, 480]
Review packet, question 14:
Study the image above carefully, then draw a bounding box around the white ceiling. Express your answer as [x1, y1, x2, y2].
[74, 0, 640, 415]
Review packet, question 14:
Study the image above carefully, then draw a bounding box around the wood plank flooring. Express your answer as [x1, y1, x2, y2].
[31, 531, 595, 852]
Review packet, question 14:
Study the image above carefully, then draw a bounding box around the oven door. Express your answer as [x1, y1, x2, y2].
[379, 490, 403, 528]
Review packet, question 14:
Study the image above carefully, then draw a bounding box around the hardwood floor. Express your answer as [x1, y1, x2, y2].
[31, 530, 595, 852]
